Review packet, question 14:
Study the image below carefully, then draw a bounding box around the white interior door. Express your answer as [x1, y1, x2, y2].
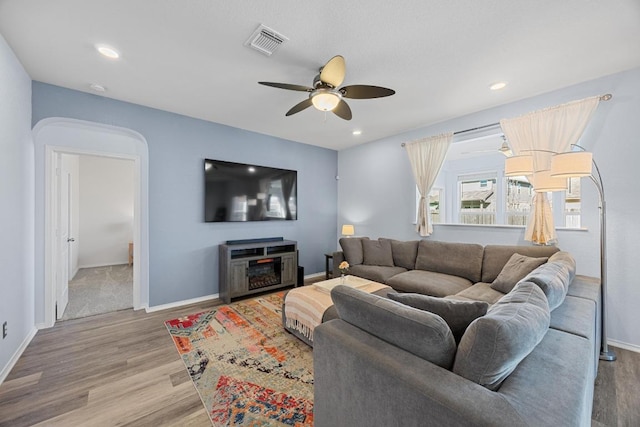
[56, 158, 71, 319]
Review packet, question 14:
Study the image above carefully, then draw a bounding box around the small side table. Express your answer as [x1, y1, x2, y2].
[324, 253, 333, 280]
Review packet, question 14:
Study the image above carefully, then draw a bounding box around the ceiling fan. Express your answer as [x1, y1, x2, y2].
[460, 136, 513, 157]
[258, 55, 395, 121]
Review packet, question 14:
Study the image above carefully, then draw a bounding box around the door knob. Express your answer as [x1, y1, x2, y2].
[67, 238, 75, 242]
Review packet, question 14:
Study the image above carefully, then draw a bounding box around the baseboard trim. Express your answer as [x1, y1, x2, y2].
[608, 339, 640, 354]
[77, 262, 130, 269]
[304, 272, 325, 279]
[0, 327, 38, 385]
[145, 294, 220, 313]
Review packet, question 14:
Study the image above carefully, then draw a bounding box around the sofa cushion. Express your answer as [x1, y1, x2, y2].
[448, 282, 505, 305]
[331, 285, 457, 369]
[415, 240, 484, 283]
[349, 264, 407, 284]
[490, 253, 548, 293]
[386, 270, 473, 297]
[362, 239, 395, 267]
[388, 292, 488, 342]
[453, 281, 550, 391]
[380, 238, 419, 270]
[521, 261, 572, 310]
[549, 251, 577, 282]
[481, 245, 560, 283]
[339, 237, 369, 266]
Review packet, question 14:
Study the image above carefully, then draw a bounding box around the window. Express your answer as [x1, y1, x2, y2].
[505, 176, 533, 226]
[458, 174, 496, 225]
[564, 177, 581, 228]
[415, 188, 443, 224]
[411, 134, 582, 228]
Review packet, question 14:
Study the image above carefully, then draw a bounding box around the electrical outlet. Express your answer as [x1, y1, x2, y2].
[2, 321, 6, 339]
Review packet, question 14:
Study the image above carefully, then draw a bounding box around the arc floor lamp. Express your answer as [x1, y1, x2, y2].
[551, 146, 616, 361]
[506, 145, 615, 361]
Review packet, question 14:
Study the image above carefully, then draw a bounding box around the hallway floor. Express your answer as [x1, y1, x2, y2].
[60, 264, 133, 321]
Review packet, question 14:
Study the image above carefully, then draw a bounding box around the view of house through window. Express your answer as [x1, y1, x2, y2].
[458, 175, 497, 225]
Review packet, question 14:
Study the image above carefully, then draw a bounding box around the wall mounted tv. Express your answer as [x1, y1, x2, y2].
[204, 159, 297, 222]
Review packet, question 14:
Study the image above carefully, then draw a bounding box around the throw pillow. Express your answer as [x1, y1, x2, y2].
[380, 238, 419, 270]
[362, 239, 394, 267]
[521, 261, 572, 310]
[331, 285, 457, 369]
[490, 253, 548, 293]
[388, 292, 488, 342]
[339, 237, 369, 266]
[453, 282, 550, 391]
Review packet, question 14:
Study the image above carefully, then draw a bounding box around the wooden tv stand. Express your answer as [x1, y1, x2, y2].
[219, 239, 298, 304]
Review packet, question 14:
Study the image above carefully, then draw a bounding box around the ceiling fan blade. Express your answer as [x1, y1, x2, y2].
[259, 82, 313, 92]
[320, 55, 346, 87]
[340, 85, 395, 99]
[285, 98, 314, 116]
[333, 99, 352, 121]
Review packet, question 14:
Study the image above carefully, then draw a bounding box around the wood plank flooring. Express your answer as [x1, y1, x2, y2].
[0, 301, 217, 426]
[1, 284, 639, 426]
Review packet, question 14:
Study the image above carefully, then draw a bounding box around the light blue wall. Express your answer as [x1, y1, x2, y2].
[32, 82, 338, 306]
[338, 67, 640, 349]
[0, 35, 34, 378]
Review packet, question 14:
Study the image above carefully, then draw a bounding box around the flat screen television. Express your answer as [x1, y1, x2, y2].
[204, 159, 297, 222]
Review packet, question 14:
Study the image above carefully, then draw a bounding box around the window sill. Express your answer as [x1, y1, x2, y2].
[418, 223, 589, 232]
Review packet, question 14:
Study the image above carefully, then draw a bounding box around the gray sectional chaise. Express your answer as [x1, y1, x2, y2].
[315, 237, 601, 426]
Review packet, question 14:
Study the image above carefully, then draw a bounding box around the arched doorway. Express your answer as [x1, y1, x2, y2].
[33, 118, 149, 328]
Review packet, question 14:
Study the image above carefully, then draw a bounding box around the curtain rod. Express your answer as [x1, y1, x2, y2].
[401, 93, 612, 147]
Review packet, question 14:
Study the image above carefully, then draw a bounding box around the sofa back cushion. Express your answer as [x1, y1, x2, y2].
[380, 238, 419, 270]
[339, 237, 370, 266]
[331, 285, 457, 369]
[362, 239, 395, 267]
[415, 240, 484, 283]
[481, 245, 560, 283]
[388, 292, 488, 342]
[453, 281, 550, 391]
[490, 253, 549, 293]
[548, 251, 577, 283]
[521, 257, 574, 310]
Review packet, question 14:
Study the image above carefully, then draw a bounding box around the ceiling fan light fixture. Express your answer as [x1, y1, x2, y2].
[311, 91, 340, 111]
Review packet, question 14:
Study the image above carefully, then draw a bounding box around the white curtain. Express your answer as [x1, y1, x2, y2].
[404, 132, 453, 236]
[500, 96, 600, 244]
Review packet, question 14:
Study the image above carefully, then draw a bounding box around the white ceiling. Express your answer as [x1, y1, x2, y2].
[1, 0, 639, 151]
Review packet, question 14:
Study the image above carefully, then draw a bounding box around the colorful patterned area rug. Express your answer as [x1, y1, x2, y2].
[165, 292, 314, 426]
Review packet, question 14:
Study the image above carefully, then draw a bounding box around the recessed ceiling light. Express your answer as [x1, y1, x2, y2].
[96, 44, 120, 59]
[352, 130, 362, 136]
[89, 83, 106, 92]
[489, 81, 508, 91]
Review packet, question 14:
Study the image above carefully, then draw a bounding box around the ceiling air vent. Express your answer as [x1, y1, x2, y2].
[245, 24, 288, 56]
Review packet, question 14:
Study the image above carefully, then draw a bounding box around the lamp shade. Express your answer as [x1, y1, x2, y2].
[532, 170, 567, 192]
[551, 152, 593, 178]
[504, 155, 534, 176]
[341, 224, 355, 236]
[312, 92, 340, 111]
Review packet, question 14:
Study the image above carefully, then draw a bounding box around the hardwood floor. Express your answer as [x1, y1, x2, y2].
[1, 283, 638, 426]
[0, 301, 217, 426]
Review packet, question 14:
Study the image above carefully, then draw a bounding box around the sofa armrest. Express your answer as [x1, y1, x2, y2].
[314, 319, 527, 427]
[331, 251, 345, 278]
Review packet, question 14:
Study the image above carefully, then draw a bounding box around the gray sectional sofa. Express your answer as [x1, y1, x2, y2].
[315, 237, 601, 426]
